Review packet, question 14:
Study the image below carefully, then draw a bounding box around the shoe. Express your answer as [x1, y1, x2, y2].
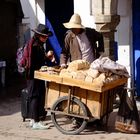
[32, 122, 50, 130]
[29, 119, 35, 127]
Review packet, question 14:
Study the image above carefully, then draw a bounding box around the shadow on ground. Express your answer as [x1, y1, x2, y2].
[0, 73, 140, 135]
[0, 73, 26, 116]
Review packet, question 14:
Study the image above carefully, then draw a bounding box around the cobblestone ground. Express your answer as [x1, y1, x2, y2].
[0, 75, 140, 140]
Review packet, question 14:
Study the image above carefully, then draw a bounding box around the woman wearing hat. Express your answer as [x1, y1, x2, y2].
[26, 24, 54, 129]
[60, 13, 104, 67]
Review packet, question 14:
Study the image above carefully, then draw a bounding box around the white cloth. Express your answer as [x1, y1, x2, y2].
[90, 56, 130, 78]
[76, 32, 94, 64]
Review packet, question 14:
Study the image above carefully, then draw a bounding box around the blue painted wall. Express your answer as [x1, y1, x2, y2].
[45, 0, 74, 65]
[133, 0, 140, 96]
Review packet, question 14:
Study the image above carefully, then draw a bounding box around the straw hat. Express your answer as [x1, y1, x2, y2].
[63, 13, 85, 29]
[32, 24, 53, 37]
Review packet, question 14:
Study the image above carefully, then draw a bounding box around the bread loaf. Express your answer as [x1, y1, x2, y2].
[59, 69, 73, 78]
[92, 73, 106, 86]
[105, 74, 120, 84]
[74, 71, 86, 80]
[85, 75, 93, 83]
[86, 69, 99, 79]
[67, 60, 90, 71]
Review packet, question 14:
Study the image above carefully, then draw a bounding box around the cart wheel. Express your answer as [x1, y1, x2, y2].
[51, 96, 88, 135]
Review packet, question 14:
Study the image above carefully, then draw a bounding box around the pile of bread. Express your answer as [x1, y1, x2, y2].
[40, 65, 60, 75]
[59, 60, 123, 86]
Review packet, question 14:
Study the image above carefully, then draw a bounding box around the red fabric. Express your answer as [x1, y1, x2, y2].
[21, 38, 34, 69]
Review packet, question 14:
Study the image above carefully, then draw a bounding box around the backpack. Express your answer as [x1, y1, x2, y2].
[16, 39, 33, 74]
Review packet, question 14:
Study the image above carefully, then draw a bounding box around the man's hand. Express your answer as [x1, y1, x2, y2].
[60, 63, 67, 69]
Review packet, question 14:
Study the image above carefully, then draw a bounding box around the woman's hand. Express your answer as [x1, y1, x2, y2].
[46, 50, 56, 63]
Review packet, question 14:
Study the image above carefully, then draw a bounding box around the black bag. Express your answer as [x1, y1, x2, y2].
[21, 88, 31, 122]
[115, 89, 140, 134]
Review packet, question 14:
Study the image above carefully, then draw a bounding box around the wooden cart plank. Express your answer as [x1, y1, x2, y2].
[34, 71, 63, 84]
[34, 71, 127, 92]
[62, 77, 103, 92]
[62, 77, 127, 92]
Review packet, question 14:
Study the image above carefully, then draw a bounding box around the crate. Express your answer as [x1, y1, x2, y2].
[45, 82, 120, 119]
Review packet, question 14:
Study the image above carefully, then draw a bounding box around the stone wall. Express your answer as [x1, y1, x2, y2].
[91, 0, 120, 60]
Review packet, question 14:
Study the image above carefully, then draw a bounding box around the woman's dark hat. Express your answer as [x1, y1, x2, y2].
[32, 24, 53, 37]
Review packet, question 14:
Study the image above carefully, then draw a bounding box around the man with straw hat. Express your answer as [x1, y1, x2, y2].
[60, 13, 104, 67]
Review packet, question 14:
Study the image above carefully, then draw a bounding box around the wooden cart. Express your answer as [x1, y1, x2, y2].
[34, 71, 127, 135]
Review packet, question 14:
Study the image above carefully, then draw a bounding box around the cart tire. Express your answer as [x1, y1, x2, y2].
[51, 96, 88, 135]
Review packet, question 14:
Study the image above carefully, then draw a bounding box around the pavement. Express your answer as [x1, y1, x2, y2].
[0, 74, 140, 140]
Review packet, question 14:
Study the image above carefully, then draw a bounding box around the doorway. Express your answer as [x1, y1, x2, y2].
[45, 0, 73, 47]
[45, 0, 74, 63]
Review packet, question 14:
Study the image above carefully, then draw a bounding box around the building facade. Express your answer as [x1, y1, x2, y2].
[14, 0, 140, 96]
